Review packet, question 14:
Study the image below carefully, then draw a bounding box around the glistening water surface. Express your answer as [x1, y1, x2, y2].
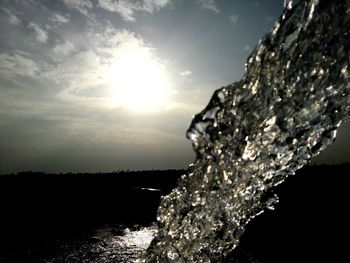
[46, 225, 157, 263]
[140, 0, 350, 262]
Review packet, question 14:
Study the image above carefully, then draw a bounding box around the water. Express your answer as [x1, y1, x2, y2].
[47, 225, 157, 263]
[140, 0, 350, 262]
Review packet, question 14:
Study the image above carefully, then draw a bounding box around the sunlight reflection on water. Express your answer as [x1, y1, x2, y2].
[119, 226, 156, 250]
[47, 225, 157, 263]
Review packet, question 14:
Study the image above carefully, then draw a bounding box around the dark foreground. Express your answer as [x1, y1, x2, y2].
[0, 165, 349, 262]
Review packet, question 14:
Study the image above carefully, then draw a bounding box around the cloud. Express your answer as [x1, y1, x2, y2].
[52, 41, 75, 61]
[97, 0, 171, 22]
[180, 70, 192, 77]
[28, 22, 48, 43]
[38, 27, 170, 111]
[51, 13, 71, 25]
[0, 52, 40, 78]
[244, 45, 251, 52]
[45, 50, 103, 96]
[1, 7, 21, 26]
[230, 14, 238, 26]
[8, 13, 21, 26]
[196, 0, 220, 14]
[62, 0, 93, 16]
[97, 0, 136, 21]
[142, 0, 171, 12]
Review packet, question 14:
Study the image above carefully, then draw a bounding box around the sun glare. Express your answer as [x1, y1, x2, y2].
[105, 46, 171, 112]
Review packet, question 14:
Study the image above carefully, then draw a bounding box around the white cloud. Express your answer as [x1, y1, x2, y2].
[97, 0, 171, 22]
[62, 0, 93, 16]
[180, 70, 192, 77]
[8, 13, 21, 26]
[0, 52, 40, 78]
[86, 27, 146, 54]
[52, 41, 75, 61]
[45, 50, 101, 87]
[98, 0, 136, 21]
[51, 13, 71, 25]
[43, 27, 173, 111]
[196, 0, 220, 14]
[28, 23, 48, 43]
[0, 18, 176, 111]
[143, 0, 171, 12]
[2, 7, 21, 26]
[230, 14, 238, 26]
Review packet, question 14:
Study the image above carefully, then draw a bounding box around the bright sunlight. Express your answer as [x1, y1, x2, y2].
[105, 44, 171, 112]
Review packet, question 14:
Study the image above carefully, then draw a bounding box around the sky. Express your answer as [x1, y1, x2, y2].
[0, 0, 349, 174]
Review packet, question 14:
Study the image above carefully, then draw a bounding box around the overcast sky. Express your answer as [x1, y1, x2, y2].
[0, 0, 349, 174]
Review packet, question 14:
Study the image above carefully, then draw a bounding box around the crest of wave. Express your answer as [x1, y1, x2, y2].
[140, 0, 350, 262]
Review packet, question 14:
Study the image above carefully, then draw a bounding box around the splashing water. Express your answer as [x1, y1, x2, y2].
[140, 0, 350, 261]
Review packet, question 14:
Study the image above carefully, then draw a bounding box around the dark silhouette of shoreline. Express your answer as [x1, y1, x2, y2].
[0, 164, 349, 262]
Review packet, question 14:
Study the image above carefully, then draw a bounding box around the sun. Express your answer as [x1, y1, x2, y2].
[105, 46, 171, 112]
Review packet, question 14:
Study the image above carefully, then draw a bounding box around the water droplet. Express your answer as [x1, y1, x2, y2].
[284, 0, 293, 10]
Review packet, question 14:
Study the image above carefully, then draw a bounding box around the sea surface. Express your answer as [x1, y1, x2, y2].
[47, 224, 156, 263]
